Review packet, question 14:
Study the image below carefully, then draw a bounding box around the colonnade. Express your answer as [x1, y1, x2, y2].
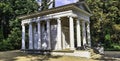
[21, 16, 91, 50]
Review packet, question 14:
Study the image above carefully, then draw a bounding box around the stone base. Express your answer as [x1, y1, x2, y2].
[51, 50, 91, 58]
[21, 49, 91, 58]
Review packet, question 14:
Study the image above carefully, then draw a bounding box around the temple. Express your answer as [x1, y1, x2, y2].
[19, 2, 92, 58]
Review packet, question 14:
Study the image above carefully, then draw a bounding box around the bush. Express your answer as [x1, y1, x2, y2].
[104, 43, 120, 51]
[0, 27, 21, 51]
[0, 40, 13, 51]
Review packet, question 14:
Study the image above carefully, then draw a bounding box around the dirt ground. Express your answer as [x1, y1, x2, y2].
[0, 50, 119, 61]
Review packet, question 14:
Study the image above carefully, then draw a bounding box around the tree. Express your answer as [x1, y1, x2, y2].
[0, 2, 13, 39]
[0, 0, 39, 50]
[86, 0, 120, 50]
[0, 0, 55, 50]
[36, 0, 55, 11]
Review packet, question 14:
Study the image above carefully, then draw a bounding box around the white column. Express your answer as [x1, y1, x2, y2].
[42, 23, 45, 33]
[33, 24, 37, 49]
[62, 32, 65, 49]
[69, 16, 75, 50]
[87, 22, 91, 47]
[82, 21, 87, 46]
[41, 23, 45, 49]
[29, 22, 33, 49]
[47, 20, 51, 50]
[37, 21, 41, 49]
[21, 24, 25, 49]
[57, 18, 62, 50]
[76, 19, 81, 47]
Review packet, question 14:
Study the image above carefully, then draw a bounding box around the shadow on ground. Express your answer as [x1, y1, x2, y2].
[93, 55, 119, 61]
[0, 50, 62, 61]
[92, 52, 120, 61]
[0, 50, 120, 61]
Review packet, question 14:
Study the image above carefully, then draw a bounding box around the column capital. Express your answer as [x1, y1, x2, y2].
[67, 16, 73, 18]
[57, 18, 61, 23]
[37, 21, 40, 23]
[75, 18, 79, 20]
[81, 20, 86, 23]
[21, 23, 25, 26]
[56, 17, 61, 20]
[55, 17, 61, 22]
[45, 19, 50, 22]
[36, 17, 41, 22]
[37, 17, 40, 19]
[28, 22, 32, 24]
[77, 17, 81, 20]
[36, 20, 40, 23]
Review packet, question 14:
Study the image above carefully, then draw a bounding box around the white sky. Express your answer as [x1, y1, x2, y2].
[56, 0, 78, 7]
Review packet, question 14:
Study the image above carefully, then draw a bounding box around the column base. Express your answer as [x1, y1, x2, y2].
[21, 49, 25, 50]
[21, 47, 25, 50]
[76, 47, 82, 50]
[28, 48, 33, 50]
[70, 48, 75, 50]
[47, 48, 52, 50]
[56, 47, 62, 50]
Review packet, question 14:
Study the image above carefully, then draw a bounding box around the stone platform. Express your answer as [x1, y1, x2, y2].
[21, 49, 91, 58]
[51, 50, 91, 58]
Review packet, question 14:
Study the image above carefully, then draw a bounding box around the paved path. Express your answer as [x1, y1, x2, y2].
[102, 51, 120, 61]
[104, 51, 120, 58]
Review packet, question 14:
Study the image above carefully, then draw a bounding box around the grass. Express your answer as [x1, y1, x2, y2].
[0, 50, 119, 61]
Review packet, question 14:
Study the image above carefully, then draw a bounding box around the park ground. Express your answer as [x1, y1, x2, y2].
[0, 50, 120, 61]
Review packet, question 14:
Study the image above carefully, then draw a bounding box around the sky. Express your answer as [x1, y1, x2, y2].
[36, 0, 79, 7]
[55, 0, 78, 7]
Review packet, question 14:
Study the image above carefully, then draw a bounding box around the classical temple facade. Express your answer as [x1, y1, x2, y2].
[19, 2, 92, 58]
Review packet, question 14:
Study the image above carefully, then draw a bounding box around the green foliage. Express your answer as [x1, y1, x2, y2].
[86, 0, 120, 50]
[0, 30, 4, 40]
[105, 43, 120, 51]
[105, 34, 111, 41]
[7, 23, 22, 49]
[39, 0, 55, 10]
[0, 2, 13, 39]
[0, 0, 38, 51]
[0, 40, 13, 51]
